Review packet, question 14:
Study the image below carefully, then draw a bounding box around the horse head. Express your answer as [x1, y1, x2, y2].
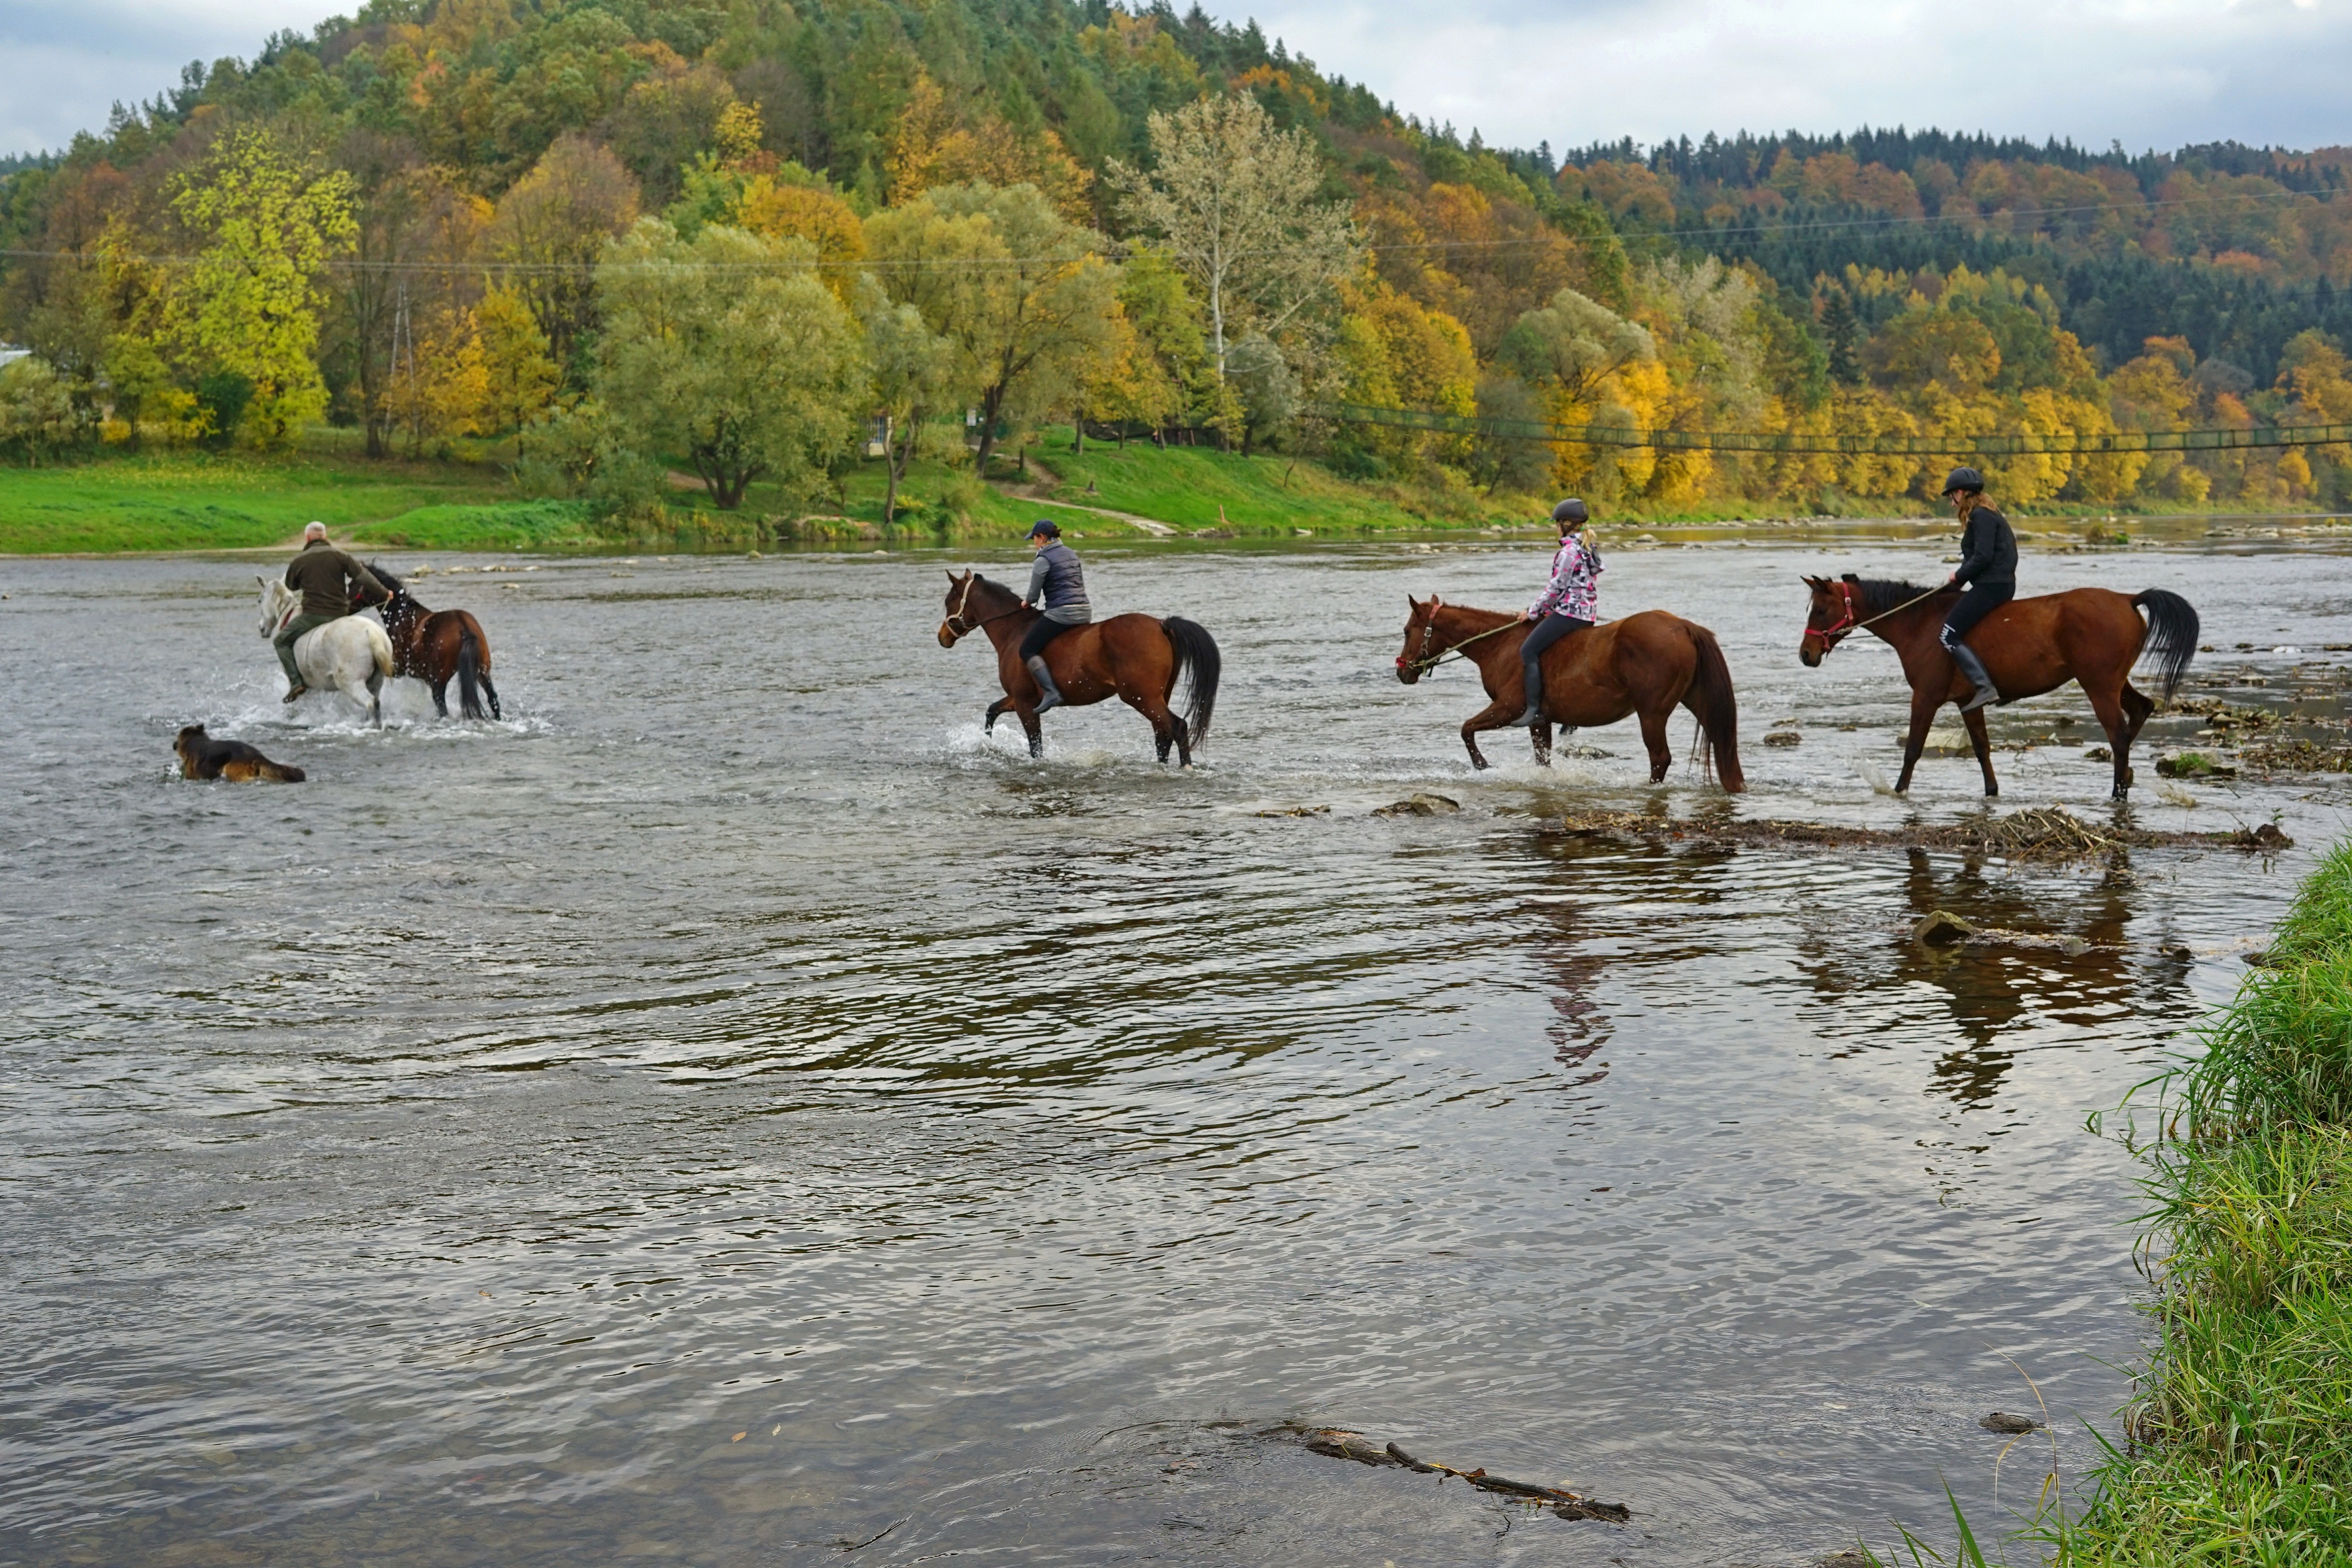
[1394, 594, 1443, 685]
[939, 569, 1002, 648]
[255, 575, 296, 639]
[1797, 575, 1855, 667]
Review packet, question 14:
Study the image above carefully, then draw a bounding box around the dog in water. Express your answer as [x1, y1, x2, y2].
[175, 724, 306, 783]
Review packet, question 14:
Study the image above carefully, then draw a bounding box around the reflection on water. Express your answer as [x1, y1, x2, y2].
[1, 537, 2345, 1565]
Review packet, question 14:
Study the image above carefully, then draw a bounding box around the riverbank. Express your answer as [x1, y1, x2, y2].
[7, 429, 2347, 555]
[2065, 840, 2352, 1561]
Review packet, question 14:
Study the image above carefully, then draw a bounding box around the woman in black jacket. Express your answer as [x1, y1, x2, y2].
[1938, 465, 2016, 712]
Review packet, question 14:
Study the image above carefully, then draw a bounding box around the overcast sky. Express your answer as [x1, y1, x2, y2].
[3, 0, 2344, 159]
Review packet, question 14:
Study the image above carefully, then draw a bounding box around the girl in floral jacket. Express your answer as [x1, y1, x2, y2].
[1514, 498, 1601, 727]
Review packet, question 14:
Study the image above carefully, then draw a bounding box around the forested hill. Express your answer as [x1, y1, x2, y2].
[3, 0, 2350, 517]
[1554, 129, 2352, 382]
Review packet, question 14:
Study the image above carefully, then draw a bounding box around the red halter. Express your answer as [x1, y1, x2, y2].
[1808, 581, 1859, 653]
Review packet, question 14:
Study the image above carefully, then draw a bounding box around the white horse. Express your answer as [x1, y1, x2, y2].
[257, 576, 397, 723]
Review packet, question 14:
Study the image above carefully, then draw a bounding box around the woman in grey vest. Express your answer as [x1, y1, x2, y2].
[1019, 519, 1091, 711]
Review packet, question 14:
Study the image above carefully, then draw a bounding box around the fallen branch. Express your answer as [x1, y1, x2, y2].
[1288, 1426, 1631, 1523]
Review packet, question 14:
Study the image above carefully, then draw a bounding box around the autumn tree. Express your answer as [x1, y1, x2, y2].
[864, 182, 1120, 473]
[478, 286, 561, 455]
[488, 134, 642, 382]
[594, 220, 866, 510]
[159, 125, 357, 448]
[1111, 93, 1357, 385]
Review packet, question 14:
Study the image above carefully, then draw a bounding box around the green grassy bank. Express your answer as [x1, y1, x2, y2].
[2063, 843, 2352, 1563]
[5, 427, 2331, 556]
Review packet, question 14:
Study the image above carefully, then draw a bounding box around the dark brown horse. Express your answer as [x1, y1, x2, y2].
[365, 563, 500, 720]
[1395, 596, 1745, 790]
[1797, 574, 2198, 799]
[938, 570, 1219, 765]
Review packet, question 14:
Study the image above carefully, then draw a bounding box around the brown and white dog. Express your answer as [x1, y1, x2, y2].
[175, 725, 306, 783]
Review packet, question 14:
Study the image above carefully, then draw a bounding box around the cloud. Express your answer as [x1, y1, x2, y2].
[1254, 0, 2351, 154]
[0, 0, 331, 154]
[1, 0, 2344, 158]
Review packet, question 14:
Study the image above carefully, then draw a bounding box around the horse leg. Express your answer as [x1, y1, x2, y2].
[984, 697, 1011, 733]
[1531, 719, 1553, 767]
[2087, 684, 2136, 800]
[478, 672, 501, 721]
[1460, 698, 1522, 770]
[431, 678, 451, 719]
[1170, 713, 1192, 768]
[1962, 706, 1999, 797]
[2119, 681, 2154, 745]
[1021, 708, 1044, 760]
[1639, 708, 1673, 783]
[367, 668, 384, 727]
[1894, 691, 1938, 794]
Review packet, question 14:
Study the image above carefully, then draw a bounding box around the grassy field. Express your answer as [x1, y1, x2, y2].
[0, 450, 514, 553]
[2034, 843, 2352, 1565]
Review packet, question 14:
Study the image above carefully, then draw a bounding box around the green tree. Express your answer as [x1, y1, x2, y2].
[161, 125, 356, 448]
[1111, 92, 1358, 385]
[1495, 286, 1654, 408]
[594, 220, 865, 510]
[858, 282, 966, 524]
[864, 181, 1120, 473]
[489, 135, 642, 384]
[0, 356, 86, 464]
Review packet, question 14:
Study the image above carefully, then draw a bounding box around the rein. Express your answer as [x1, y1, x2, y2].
[1396, 596, 1529, 674]
[1810, 581, 1944, 653]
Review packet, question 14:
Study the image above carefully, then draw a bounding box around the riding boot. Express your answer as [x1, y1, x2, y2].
[1512, 657, 1546, 727]
[1024, 655, 1064, 713]
[1948, 640, 1999, 712]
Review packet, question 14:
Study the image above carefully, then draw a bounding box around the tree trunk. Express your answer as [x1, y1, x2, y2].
[1073, 410, 1084, 455]
[973, 385, 1007, 475]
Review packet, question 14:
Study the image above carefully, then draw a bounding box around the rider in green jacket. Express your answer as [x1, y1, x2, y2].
[275, 523, 388, 701]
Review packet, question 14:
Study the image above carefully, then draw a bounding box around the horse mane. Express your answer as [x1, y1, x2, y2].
[368, 560, 406, 596]
[966, 572, 1022, 612]
[1838, 574, 1952, 616]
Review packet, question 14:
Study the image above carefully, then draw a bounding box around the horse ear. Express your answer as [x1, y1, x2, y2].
[1839, 572, 1859, 584]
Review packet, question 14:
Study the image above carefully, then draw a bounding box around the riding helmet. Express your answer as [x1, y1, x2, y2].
[1026, 519, 1060, 540]
[1551, 498, 1590, 526]
[1940, 466, 1985, 497]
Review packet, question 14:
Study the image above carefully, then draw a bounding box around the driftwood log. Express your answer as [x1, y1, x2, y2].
[1288, 1426, 1631, 1523]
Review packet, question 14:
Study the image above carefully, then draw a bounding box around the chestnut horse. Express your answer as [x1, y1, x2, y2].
[938, 570, 1220, 765]
[1395, 596, 1744, 790]
[365, 563, 500, 720]
[1797, 574, 2198, 800]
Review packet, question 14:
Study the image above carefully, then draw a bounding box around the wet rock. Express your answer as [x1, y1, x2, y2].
[2085, 745, 2112, 761]
[1253, 805, 1330, 818]
[1374, 793, 1461, 818]
[2157, 752, 2236, 779]
[2232, 823, 2292, 851]
[1763, 730, 1802, 747]
[1980, 1411, 2042, 1434]
[2160, 944, 2195, 961]
[1913, 910, 1978, 947]
[1818, 1554, 1872, 1568]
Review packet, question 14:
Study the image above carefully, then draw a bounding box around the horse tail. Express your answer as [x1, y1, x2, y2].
[368, 619, 396, 678]
[1160, 617, 1221, 748]
[2132, 589, 2199, 702]
[456, 623, 486, 721]
[1686, 623, 1745, 793]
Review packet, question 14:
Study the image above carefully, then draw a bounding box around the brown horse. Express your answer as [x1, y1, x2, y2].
[1395, 596, 1745, 789]
[1797, 574, 2198, 800]
[938, 570, 1220, 765]
[365, 563, 500, 720]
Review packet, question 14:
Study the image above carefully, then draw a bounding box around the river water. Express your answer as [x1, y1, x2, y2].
[3, 528, 2349, 1566]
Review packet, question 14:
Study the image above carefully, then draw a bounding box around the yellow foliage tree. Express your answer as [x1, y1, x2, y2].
[476, 286, 559, 455]
[885, 74, 1093, 223]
